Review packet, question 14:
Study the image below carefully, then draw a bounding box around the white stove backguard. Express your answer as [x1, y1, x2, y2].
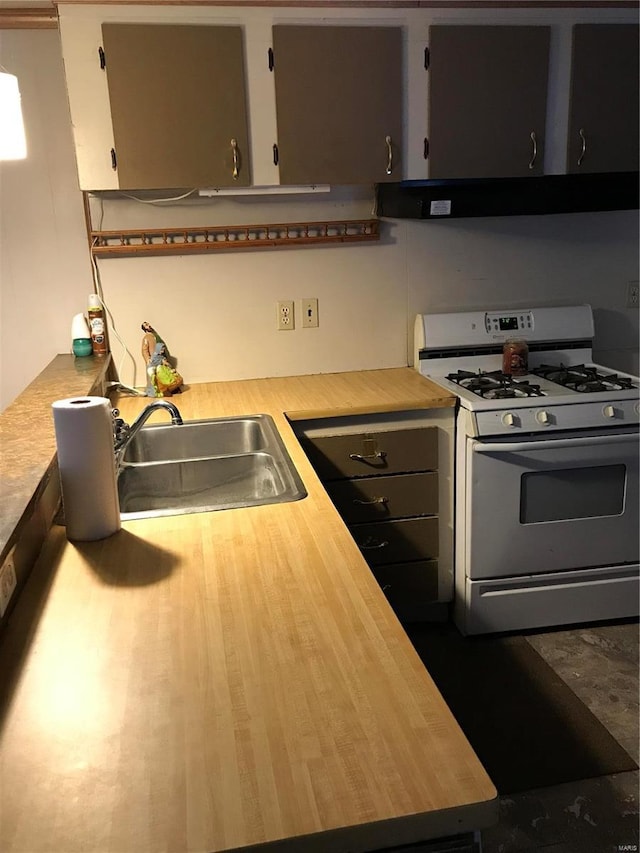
[413, 304, 595, 364]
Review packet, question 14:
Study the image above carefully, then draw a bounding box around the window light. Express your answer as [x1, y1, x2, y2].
[0, 71, 27, 160]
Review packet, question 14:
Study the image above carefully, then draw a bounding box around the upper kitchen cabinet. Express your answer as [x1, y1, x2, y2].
[566, 24, 639, 175]
[271, 26, 403, 185]
[426, 26, 550, 179]
[100, 24, 250, 189]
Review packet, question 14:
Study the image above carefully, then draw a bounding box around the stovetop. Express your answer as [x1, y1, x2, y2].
[447, 370, 544, 399]
[414, 306, 640, 434]
[429, 364, 640, 435]
[531, 363, 637, 393]
[447, 364, 637, 400]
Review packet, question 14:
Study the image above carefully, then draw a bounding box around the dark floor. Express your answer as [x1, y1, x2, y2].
[480, 620, 639, 853]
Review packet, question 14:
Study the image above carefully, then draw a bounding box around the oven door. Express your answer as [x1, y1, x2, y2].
[465, 428, 639, 579]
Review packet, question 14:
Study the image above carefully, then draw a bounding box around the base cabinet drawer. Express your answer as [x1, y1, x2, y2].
[350, 517, 439, 566]
[295, 413, 454, 615]
[326, 472, 438, 524]
[301, 427, 438, 480]
[372, 559, 440, 605]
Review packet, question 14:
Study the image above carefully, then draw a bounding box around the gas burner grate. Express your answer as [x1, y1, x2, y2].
[532, 364, 638, 393]
[446, 370, 545, 399]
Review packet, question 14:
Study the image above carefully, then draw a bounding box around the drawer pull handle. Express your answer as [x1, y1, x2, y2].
[349, 451, 387, 462]
[353, 496, 389, 506]
[578, 127, 587, 167]
[231, 138, 239, 180]
[385, 135, 393, 175]
[359, 539, 389, 550]
[528, 130, 537, 170]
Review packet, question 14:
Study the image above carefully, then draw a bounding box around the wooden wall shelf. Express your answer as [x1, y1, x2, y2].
[90, 218, 380, 257]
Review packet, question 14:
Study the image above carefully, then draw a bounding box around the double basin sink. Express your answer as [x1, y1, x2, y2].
[118, 414, 307, 520]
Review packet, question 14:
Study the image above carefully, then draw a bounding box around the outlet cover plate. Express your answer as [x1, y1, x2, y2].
[277, 300, 295, 331]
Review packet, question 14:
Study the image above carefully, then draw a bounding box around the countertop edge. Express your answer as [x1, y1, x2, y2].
[0, 354, 114, 586]
[225, 796, 499, 853]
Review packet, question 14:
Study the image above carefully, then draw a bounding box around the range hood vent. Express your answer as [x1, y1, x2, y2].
[376, 172, 639, 220]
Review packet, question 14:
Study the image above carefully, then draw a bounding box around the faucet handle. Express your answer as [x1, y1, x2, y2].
[111, 408, 131, 448]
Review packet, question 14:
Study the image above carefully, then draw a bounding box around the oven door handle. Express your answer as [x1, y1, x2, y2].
[473, 432, 639, 454]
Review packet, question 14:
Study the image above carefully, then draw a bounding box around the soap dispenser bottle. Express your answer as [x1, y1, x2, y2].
[88, 294, 108, 357]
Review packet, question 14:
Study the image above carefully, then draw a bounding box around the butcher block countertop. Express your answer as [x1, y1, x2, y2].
[0, 359, 497, 853]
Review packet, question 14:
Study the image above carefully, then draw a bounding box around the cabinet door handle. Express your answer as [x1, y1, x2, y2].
[349, 451, 387, 462]
[360, 539, 389, 550]
[231, 138, 239, 180]
[578, 128, 586, 167]
[528, 131, 537, 170]
[385, 135, 393, 175]
[353, 496, 389, 506]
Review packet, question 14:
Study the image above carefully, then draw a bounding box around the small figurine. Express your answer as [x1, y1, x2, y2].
[141, 322, 183, 397]
[141, 321, 161, 366]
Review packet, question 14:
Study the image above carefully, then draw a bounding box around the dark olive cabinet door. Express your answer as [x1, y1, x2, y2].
[427, 25, 550, 179]
[567, 24, 639, 174]
[272, 25, 402, 184]
[102, 24, 251, 189]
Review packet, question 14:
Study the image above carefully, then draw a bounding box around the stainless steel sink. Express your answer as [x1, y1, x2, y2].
[118, 414, 306, 519]
[122, 415, 270, 463]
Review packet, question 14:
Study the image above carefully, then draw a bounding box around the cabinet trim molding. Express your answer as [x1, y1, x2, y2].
[0, 7, 57, 29]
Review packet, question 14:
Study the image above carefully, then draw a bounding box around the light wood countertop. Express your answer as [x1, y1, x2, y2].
[0, 365, 497, 853]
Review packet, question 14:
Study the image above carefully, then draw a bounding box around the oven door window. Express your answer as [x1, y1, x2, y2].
[520, 464, 626, 524]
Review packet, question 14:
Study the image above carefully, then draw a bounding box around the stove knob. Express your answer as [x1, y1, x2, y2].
[536, 410, 551, 425]
[603, 405, 617, 419]
[502, 412, 517, 427]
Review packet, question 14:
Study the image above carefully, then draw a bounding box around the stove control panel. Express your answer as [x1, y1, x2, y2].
[485, 311, 533, 335]
[473, 399, 640, 436]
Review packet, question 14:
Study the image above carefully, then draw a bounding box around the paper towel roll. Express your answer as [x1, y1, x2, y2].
[52, 396, 121, 541]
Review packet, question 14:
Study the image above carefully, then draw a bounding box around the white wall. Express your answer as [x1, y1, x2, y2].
[0, 29, 91, 411]
[404, 210, 640, 373]
[0, 28, 638, 408]
[89, 190, 408, 388]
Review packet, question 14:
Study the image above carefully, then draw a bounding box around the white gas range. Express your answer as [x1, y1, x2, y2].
[414, 304, 640, 635]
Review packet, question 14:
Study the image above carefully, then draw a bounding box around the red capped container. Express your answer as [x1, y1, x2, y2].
[502, 339, 529, 376]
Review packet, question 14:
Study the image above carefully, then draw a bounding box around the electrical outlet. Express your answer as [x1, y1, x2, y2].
[627, 281, 639, 309]
[277, 300, 295, 330]
[0, 547, 17, 618]
[301, 298, 319, 328]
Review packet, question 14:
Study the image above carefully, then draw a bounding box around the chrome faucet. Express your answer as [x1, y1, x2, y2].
[113, 400, 183, 465]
